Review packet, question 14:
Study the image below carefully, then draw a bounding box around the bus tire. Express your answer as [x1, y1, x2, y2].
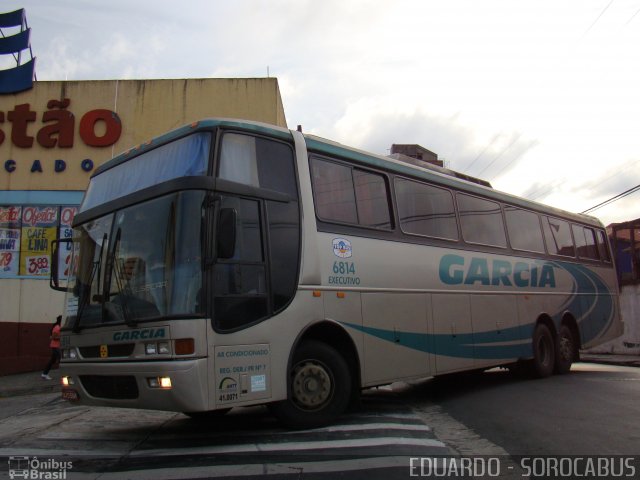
[270, 340, 351, 429]
[554, 324, 576, 375]
[529, 323, 555, 378]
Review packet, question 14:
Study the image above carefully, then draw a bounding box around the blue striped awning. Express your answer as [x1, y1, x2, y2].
[0, 57, 35, 94]
[0, 9, 25, 28]
[0, 28, 30, 54]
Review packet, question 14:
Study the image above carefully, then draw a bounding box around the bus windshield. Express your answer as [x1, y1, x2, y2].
[64, 190, 206, 329]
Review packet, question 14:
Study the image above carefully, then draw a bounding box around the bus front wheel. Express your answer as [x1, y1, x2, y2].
[529, 323, 555, 378]
[270, 340, 351, 429]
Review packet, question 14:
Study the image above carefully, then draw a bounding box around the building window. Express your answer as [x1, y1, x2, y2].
[610, 222, 640, 285]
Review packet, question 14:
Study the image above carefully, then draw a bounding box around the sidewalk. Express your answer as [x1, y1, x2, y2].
[0, 354, 638, 399]
[0, 369, 61, 398]
[579, 352, 640, 367]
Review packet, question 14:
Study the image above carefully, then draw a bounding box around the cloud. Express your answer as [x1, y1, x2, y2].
[9, 0, 640, 226]
[324, 103, 539, 189]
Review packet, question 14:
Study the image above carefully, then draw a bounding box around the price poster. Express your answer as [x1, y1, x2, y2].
[58, 206, 78, 282]
[20, 206, 59, 276]
[0, 206, 21, 278]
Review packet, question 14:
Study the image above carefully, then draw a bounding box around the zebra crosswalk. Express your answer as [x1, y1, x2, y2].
[0, 396, 453, 479]
[102, 412, 451, 479]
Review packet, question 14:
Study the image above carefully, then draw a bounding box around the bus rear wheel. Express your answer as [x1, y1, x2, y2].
[270, 340, 351, 429]
[529, 323, 555, 378]
[554, 324, 576, 374]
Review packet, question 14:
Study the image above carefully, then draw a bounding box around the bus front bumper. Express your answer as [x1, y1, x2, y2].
[60, 358, 210, 413]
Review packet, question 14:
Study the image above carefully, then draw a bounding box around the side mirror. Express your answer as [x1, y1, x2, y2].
[216, 208, 237, 259]
[50, 238, 73, 292]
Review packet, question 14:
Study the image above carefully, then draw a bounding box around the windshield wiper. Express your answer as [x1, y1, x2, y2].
[72, 233, 106, 333]
[104, 228, 136, 327]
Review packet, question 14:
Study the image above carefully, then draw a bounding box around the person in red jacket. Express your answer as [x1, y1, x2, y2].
[41, 315, 62, 380]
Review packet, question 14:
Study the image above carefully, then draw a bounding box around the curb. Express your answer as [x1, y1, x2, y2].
[580, 357, 640, 368]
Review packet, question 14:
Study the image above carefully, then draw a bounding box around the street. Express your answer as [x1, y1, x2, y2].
[0, 387, 451, 479]
[401, 363, 640, 456]
[0, 362, 638, 479]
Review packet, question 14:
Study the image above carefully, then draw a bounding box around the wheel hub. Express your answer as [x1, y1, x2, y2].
[292, 361, 332, 410]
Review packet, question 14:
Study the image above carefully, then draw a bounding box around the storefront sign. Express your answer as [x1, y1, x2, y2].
[19, 206, 58, 276]
[58, 206, 78, 282]
[0, 206, 21, 277]
[1, 98, 121, 174]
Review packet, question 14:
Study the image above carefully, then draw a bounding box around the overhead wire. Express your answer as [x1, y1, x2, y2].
[463, 134, 501, 175]
[475, 134, 522, 178]
[583, 0, 615, 36]
[624, 6, 640, 25]
[487, 141, 537, 182]
[581, 183, 640, 214]
[528, 181, 564, 201]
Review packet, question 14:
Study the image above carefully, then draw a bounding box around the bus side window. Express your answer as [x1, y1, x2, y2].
[353, 169, 392, 229]
[310, 157, 392, 230]
[395, 177, 458, 240]
[219, 132, 297, 198]
[596, 229, 612, 262]
[310, 158, 358, 224]
[219, 133, 260, 188]
[573, 224, 599, 260]
[504, 206, 545, 253]
[213, 196, 268, 331]
[216, 132, 300, 329]
[542, 216, 575, 257]
[457, 193, 507, 248]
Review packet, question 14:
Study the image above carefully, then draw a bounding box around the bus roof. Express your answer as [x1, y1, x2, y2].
[93, 118, 293, 177]
[94, 118, 602, 229]
[303, 133, 603, 228]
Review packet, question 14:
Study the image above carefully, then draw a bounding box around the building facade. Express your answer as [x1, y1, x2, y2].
[0, 78, 286, 374]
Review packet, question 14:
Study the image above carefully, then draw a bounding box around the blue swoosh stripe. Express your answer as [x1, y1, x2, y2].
[342, 321, 529, 359]
[340, 263, 614, 360]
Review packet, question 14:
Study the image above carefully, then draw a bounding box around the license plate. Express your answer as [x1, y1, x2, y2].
[62, 389, 79, 401]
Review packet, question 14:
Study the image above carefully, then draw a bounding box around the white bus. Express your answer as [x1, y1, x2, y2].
[52, 119, 622, 428]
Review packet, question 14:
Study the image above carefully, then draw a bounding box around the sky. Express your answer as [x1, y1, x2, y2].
[4, 0, 640, 226]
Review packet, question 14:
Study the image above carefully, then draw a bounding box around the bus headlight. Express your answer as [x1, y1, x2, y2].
[147, 377, 172, 389]
[62, 348, 78, 360]
[61, 376, 75, 386]
[145, 342, 171, 355]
